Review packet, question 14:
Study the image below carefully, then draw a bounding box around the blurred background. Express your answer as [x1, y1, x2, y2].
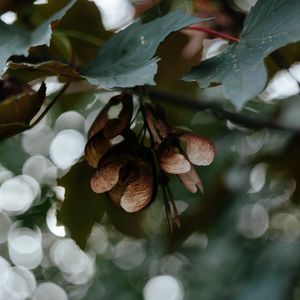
[1, 0, 300, 299]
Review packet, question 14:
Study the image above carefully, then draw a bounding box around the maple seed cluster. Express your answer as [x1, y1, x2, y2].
[85, 93, 216, 219]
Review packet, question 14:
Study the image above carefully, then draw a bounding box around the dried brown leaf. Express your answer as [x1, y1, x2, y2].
[9, 61, 81, 80]
[0, 78, 32, 101]
[0, 82, 46, 140]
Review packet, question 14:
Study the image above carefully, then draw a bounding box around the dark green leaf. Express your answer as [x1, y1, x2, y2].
[183, 0, 300, 109]
[56, 0, 112, 65]
[0, 81, 46, 140]
[0, 0, 34, 13]
[81, 10, 201, 88]
[0, 0, 75, 73]
[58, 161, 107, 248]
[105, 202, 151, 238]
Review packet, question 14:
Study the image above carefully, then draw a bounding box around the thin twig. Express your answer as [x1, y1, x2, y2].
[188, 26, 240, 43]
[143, 86, 300, 134]
[30, 82, 70, 128]
[166, 185, 181, 228]
[162, 186, 174, 234]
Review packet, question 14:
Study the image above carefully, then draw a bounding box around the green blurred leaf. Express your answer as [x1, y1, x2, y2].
[81, 10, 201, 88]
[58, 161, 107, 248]
[184, 0, 300, 109]
[0, 0, 75, 73]
[106, 202, 148, 238]
[0, 0, 34, 13]
[56, 0, 112, 65]
[0, 81, 46, 140]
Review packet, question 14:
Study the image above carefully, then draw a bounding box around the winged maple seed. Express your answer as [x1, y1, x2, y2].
[85, 93, 155, 213]
[85, 93, 216, 230]
[85, 93, 133, 168]
[144, 103, 215, 194]
[90, 142, 155, 212]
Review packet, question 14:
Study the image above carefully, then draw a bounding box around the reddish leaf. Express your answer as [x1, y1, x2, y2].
[0, 78, 32, 101]
[0, 82, 46, 140]
[8, 61, 81, 80]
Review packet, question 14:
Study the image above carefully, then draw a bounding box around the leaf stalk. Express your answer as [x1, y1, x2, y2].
[188, 26, 240, 43]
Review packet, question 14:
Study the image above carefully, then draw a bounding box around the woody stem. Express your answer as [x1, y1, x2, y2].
[166, 185, 181, 228]
[143, 87, 300, 134]
[162, 186, 174, 233]
[138, 97, 180, 232]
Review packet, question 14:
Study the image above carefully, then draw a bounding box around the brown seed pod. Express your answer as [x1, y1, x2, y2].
[90, 142, 155, 213]
[159, 143, 191, 174]
[85, 93, 133, 168]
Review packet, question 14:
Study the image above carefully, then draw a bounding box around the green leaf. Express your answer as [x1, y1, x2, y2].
[58, 161, 107, 248]
[0, 0, 75, 73]
[56, 0, 112, 65]
[0, 0, 34, 13]
[0, 82, 46, 140]
[80, 10, 201, 88]
[183, 0, 300, 109]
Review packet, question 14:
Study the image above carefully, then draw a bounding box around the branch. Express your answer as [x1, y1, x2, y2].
[143, 86, 300, 134]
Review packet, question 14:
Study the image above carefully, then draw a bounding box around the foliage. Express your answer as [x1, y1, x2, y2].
[0, 0, 76, 72]
[0, 80, 46, 140]
[0, 0, 300, 299]
[183, 0, 300, 109]
[81, 10, 200, 88]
